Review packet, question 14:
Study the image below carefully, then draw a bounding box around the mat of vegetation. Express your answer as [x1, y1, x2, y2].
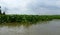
[0, 15, 60, 23]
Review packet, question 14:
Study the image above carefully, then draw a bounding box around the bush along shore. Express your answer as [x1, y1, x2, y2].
[0, 15, 60, 23]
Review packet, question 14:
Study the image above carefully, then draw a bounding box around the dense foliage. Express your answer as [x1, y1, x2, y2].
[0, 15, 60, 23]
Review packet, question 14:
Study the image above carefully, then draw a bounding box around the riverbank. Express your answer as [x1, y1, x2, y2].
[0, 15, 60, 23]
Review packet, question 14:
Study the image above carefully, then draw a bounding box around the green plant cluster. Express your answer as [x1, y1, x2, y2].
[0, 15, 60, 23]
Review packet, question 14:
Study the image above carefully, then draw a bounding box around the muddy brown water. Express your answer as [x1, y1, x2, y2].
[0, 20, 60, 35]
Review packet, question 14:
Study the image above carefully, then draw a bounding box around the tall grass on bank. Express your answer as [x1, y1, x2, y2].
[0, 15, 60, 23]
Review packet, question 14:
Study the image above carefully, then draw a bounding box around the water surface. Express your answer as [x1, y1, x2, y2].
[0, 20, 60, 35]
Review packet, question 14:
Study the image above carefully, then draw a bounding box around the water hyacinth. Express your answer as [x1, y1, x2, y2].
[0, 15, 60, 23]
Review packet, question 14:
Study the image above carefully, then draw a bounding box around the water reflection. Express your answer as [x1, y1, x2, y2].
[0, 20, 60, 35]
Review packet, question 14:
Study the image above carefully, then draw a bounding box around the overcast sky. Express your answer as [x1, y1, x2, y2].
[0, 0, 60, 15]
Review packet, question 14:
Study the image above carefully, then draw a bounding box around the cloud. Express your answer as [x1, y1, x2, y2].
[27, 0, 60, 15]
[0, 0, 60, 15]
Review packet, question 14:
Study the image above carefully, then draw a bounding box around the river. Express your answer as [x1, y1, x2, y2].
[0, 20, 60, 35]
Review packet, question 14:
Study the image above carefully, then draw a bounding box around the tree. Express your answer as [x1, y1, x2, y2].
[0, 6, 2, 14]
[0, 10, 1, 14]
[3, 12, 5, 15]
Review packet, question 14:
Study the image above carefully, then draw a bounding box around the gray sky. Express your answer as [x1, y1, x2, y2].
[0, 0, 60, 15]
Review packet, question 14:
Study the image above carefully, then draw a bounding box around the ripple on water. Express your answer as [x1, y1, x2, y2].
[0, 20, 60, 35]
